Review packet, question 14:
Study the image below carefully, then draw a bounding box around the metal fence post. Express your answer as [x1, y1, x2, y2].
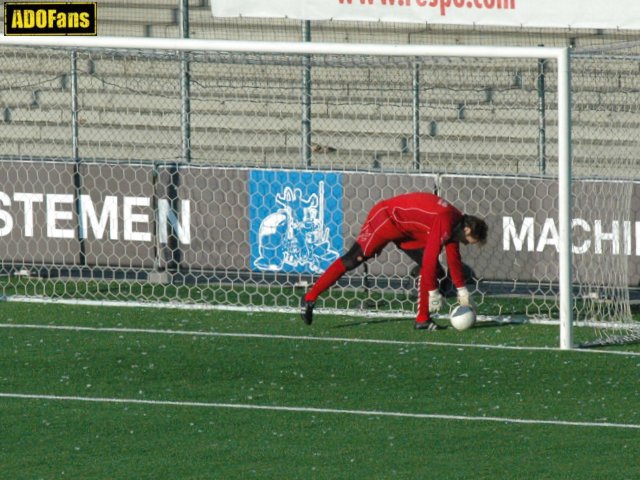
[180, 0, 192, 164]
[537, 53, 547, 175]
[302, 20, 312, 167]
[413, 61, 421, 170]
[70, 49, 86, 267]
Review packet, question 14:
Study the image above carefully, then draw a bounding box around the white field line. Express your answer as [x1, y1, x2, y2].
[1, 392, 639, 430]
[7, 295, 639, 330]
[1, 322, 640, 357]
[2, 295, 544, 323]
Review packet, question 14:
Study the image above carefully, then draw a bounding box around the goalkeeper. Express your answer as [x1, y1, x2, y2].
[301, 192, 488, 330]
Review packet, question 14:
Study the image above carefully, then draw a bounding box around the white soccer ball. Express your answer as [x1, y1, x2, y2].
[450, 305, 476, 331]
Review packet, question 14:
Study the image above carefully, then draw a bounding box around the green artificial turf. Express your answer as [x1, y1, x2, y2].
[1, 302, 639, 479]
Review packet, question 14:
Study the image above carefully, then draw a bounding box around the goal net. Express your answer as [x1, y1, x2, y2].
[0, 36, 636, 348]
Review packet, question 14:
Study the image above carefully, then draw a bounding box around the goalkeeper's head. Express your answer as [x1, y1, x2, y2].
[458, 215, 488, 245]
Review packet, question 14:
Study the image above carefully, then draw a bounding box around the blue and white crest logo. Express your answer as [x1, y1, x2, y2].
[249, 171, 343, 274]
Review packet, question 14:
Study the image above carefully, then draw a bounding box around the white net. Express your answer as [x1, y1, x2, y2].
[0, 40, 637, 345]
[568, 50, 640, 344]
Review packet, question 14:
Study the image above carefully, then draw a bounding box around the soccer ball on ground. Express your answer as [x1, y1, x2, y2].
[449, 305, 476, 331]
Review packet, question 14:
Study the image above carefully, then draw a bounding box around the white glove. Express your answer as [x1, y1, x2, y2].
[457, 287, 473, 307]
[428, 289, 444, 313]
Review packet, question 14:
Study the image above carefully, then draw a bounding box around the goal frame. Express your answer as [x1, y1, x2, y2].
[0, 35, 573, 349]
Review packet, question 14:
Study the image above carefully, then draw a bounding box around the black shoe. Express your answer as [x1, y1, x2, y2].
[414, 321, 445, 331]
[301, 298, 315, 325]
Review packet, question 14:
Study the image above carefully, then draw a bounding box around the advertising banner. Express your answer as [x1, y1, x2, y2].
[157, 166, 249, 272]
[0, 161, 180, 270]
[249, 169, 344, 274]
[81, 163, 156, 268]
[211, 0, 640, 30]
[0, 160, 79, 266]
[1, 163, 638, 286]
[440, 175, 640, 285]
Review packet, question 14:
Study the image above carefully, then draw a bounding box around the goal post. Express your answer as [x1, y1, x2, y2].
[556, 48, 573, 350]
[0, 35, 579, 348]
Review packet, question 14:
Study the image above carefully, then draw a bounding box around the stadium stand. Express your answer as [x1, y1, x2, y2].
[1, 1, 640, 177]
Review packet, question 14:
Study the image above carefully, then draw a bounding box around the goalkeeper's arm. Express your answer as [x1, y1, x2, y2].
[445, 242, 474, 307]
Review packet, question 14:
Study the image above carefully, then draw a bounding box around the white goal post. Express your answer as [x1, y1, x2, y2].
[0, 35, 574, 346]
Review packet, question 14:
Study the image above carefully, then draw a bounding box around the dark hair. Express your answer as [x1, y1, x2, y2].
[463, 215, 488, 244]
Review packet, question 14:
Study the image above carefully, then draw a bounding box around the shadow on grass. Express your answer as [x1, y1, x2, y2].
[333, 316, 530, 330]
[472, 319, 528, 329]
[333, 317, 411, 329]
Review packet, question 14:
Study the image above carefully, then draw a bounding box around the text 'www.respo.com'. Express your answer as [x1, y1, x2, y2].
[337, 0, 517, 17]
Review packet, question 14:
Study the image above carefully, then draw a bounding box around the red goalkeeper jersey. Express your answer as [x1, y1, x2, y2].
[356, 192, 465, 322]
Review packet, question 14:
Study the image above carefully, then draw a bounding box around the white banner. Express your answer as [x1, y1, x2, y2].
[211, 0, 640, 30]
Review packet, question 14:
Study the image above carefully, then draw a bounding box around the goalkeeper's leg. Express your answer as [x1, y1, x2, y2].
[305, 242, 367, 302]
[302, 242, 368, 325]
